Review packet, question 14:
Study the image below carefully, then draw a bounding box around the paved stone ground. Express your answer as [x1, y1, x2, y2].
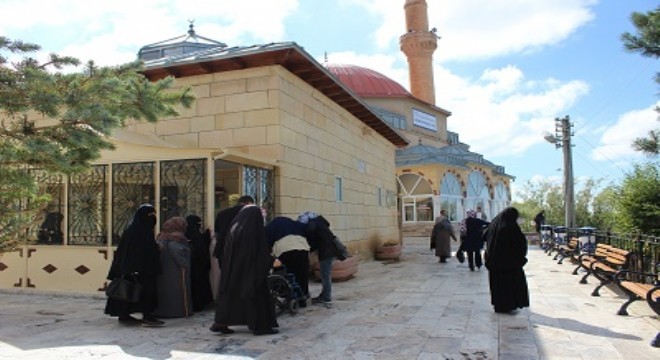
[1, 237, 658, 359]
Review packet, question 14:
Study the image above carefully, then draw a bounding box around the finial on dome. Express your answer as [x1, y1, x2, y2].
[188, 19, 195, 36]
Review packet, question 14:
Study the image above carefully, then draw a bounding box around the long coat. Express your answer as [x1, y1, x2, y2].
[186, 215, 214, 312]
[104, 204, 160, 317]
[484, 207, 530, 313]
[214, 206, 278, 331]
[153, 239, 193, 318]
[430, 218, 456, 257]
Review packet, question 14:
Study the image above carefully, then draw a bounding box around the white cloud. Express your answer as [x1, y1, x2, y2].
[1, 0, 299, 66]
[435, 65, 589, 156]
[343, 0, 596, 62]
[591, 103, 660, 161]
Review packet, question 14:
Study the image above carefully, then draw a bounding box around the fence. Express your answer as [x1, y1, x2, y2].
[552, 228, 660, 274]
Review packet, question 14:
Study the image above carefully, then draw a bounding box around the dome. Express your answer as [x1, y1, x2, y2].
[326, 64, 411, 98]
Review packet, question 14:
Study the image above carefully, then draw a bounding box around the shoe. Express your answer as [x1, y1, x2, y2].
[141, 317, 165, 327]
[209, 324, 234, 334]
[118, 316, 141, 325]
[469, 267, 475, 271]
[311, 296, 331, 305]
[253, 328, 279, 336]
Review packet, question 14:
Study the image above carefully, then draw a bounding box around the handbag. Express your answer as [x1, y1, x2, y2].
[106, 274, 142, 303]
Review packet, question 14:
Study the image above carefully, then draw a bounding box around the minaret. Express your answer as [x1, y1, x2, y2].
[399, 0, 437, 105]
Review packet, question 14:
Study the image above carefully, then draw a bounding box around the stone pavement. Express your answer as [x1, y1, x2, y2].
[0, 237, 658, 359]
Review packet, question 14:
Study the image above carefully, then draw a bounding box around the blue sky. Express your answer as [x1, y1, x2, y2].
[1, 0, 658, 199]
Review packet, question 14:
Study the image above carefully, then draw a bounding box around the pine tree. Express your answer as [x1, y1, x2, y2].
[0, 37, 194, 252]
[621, 7, 660, 156]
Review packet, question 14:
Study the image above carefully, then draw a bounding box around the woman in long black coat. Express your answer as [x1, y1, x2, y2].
[185, 215, 214, 312]
[105, 204, 164, 326]
[212, 205, 278, 335]
[484, 207, 530, 313]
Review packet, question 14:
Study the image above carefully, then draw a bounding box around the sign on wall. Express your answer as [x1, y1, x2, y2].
[412, 108, 437, 132]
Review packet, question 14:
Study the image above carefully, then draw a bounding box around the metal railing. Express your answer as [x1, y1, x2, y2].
[541, 227, 659, 275]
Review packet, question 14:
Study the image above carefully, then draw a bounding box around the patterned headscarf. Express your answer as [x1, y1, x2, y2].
[156, 216, 188, 243]
[297, 211, 319, 224]
[460, 209, 477, 234]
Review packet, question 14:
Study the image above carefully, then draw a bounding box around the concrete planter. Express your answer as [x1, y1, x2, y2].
[375, 243, 402, 260]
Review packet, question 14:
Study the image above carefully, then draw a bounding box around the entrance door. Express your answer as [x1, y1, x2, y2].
[213, 160, 274, 222]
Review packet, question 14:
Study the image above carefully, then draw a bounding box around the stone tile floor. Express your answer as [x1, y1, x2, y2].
[0, 237, 658, 359]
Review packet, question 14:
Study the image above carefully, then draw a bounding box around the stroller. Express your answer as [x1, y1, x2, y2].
[267, 264, 306, 316]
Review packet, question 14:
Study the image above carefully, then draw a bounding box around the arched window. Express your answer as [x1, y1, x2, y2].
[397, 174, 434, 222]
[465, 171, 491, 220]
[492, 181, 510, 217]
[439, 173, 462, 222]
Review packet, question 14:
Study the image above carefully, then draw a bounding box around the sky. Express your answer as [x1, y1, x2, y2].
[1, 0, 658, 200]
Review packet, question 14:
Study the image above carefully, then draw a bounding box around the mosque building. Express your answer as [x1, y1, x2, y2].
[0, 0, 511, 294]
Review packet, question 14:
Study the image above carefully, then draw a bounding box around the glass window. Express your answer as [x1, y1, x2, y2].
[416, 196, 434, 221]
[160, 159, 206, 221]
[466, 171, 491, 220]
[440, 173, 462, 222]
[30, 170, 64, 245]
[492, 181, 510, 218]
[112, 162, 154, 245]
[243, 165, 274, 222]
[68, 165, 108, 246]
[335, 177, 343, 202]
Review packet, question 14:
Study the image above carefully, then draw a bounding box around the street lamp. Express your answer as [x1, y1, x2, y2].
[543, 116, 576, 229]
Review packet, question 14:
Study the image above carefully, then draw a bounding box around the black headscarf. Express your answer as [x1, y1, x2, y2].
[108, 204, 160, 279]
[484, 207, 527, 270]
[186, 214, 211, 269]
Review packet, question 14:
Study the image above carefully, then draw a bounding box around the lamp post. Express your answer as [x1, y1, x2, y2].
[543, 115, 576, 228]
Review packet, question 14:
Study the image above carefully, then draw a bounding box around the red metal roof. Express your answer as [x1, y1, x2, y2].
[326, 64, 411, 98]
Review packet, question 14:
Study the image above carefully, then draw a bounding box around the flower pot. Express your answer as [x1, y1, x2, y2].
[312, 256, 358, 282]
[375, 243, 402, 260]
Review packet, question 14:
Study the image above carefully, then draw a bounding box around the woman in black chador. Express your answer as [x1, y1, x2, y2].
[185, 215, 214, 312]
[484, 207, 530, 314]
[211, 205, 278, 335]
[105, 204, 164, 326]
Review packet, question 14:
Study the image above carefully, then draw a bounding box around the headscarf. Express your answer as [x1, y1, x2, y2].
[460, 209, 476, 235]
[484, 207, 526, 270]
[156, 216, 188, 243]
[265, 217, 307, 246]
[297, 211, 319, 224]
[185, 214, 203, 239]
[108, 204, 159, 279]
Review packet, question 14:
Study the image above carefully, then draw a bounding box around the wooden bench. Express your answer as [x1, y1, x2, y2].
[614, 269, 660, 347]
[575, 244, 633, 296]
[573, 243, 612, 278]
[554, 237, 580, 264]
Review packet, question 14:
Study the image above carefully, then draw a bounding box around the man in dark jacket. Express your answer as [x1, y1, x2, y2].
[533, 210, 545, 234]
[298, 212, 337, 305]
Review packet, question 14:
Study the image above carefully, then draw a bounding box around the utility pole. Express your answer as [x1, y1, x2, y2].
[556, 116, 576, 228]
[544, 116, 576, 228]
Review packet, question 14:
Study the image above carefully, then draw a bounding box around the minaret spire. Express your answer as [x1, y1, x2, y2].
[399, 0, 438, 105]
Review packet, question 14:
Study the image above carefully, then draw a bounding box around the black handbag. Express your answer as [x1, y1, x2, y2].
[106, 274, 142, 303]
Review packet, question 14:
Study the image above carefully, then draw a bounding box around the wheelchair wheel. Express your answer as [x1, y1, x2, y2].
[288, 298, 299, 315]
[267, 274, 291, 316]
